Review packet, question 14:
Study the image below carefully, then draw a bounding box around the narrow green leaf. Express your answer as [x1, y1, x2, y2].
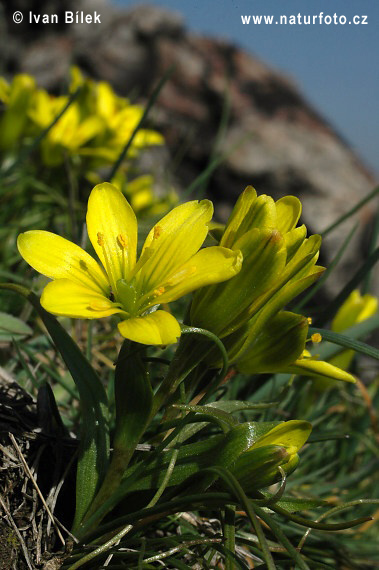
[181, 325, 229, 380]
[172, 403, 237, 430]
[0, 311, 32, 340]
[207, 400, 278, 412]
[271, 496, 328, 512]
[309, 326, 379, 361]
[321, 184, 379, 236]
[254, 505, 311, 570]
[79, 342, 153, 533]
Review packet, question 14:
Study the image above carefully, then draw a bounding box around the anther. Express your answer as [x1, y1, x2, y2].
[97, 232, 104, 246]
[307, 317, 312, 325]
[153, 286, 166, 296]
[311, 333, 322, 343]
[117, 234, 128, 249]
[153, 225, 162, 239]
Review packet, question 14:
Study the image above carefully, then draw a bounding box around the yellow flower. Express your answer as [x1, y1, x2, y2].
[0, 74, 36, 150]
[191, 186, 324, 342]
[308, 290, 378, 389]
[190, 186, 325, 372]
[17, 183, 242, 345]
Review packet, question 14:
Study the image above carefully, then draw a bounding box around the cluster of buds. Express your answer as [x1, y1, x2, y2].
[190, 186, 354, 382]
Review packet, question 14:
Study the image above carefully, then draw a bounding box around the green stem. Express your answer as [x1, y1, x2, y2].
[151, 326, 228, 419]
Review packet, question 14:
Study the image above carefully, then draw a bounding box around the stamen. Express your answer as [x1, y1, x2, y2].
[117, 233, 129, 278]
[79, 259, 108, 294]
[311, 333, 322, 343]
[307, 317, 312, 325]
[96, 231, 118, 297]
[153, 286, 166, 297]
[153, 225, 162, 239]
[117, 234, 128, 249]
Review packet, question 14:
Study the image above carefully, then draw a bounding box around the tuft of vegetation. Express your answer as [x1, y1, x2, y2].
[0, 68, 378, 570]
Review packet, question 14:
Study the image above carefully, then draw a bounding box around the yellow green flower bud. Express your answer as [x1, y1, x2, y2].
[230, 420, 311, 492]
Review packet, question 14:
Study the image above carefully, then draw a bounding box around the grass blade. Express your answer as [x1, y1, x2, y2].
[321, 185, 379, 237]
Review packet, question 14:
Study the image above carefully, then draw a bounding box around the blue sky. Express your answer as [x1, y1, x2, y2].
[116, 0, 378, 175]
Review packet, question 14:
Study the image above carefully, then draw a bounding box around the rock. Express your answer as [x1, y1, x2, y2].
[1, 1, 377, 297]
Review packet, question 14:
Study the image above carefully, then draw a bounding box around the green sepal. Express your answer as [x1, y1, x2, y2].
[236, 311, 308, 374]
[230, 444, 293, 492]
[230, 267, 324, 363]
[230, 420, 312, 492]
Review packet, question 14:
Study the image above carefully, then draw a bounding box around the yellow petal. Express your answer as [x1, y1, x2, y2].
[141, 247, 242, 309]
[41, 279, 121, 318]
[286, 358, 356, 383]
[136, 200, 213, 293]
[118, 310, 181, 345]
[250, 420, 312, 455]
[221, 188, 276, 248]
[284, 225, 307, 262]
[86, 183, 138, 287]
[17, 230, 108, 294]
[332, 290, 378, 332]
[191, 229, 286, 338]
[275, 196, 302, 234]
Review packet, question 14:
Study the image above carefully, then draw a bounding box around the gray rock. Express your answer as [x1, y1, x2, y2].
[1, 1, 377, 299]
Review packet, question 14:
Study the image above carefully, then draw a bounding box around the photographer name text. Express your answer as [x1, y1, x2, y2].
[29, 11, 101, 24]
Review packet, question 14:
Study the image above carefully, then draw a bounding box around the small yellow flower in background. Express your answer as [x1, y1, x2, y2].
[109, 172, 179, 216]
[0, 69, 164, 169]
[0, 74, 36, 150]
[310, 290, 378, 390]
[28, 90, 104, 166]
[67, 68, 164, 164]
[17, 183, 241, 346]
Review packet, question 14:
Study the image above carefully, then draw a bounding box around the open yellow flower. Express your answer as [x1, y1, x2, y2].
[18, 183, 241, 345]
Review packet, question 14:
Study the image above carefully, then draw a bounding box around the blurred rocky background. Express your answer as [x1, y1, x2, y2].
[0, 0, 377, 295]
